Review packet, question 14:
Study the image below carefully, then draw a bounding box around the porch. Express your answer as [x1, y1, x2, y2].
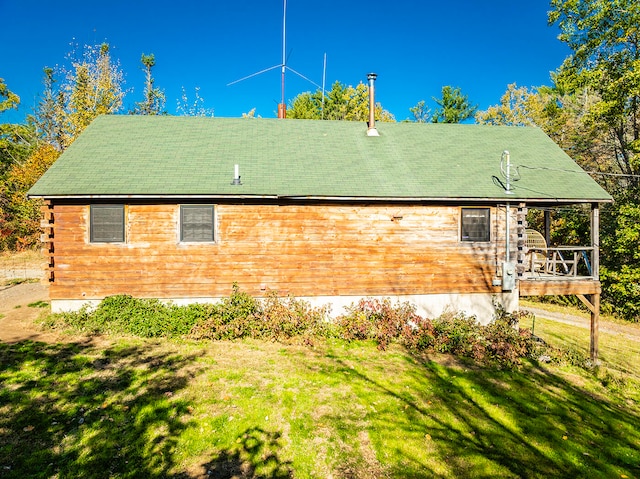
[519, 243, 600, 296]
[514, 204, 602, 361]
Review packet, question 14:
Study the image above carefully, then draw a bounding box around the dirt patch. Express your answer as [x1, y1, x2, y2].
[0, 282, 58, 343]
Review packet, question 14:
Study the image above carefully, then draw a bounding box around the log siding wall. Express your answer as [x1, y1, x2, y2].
[47, 202, 506, 301]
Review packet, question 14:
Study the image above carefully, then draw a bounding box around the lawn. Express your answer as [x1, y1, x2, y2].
[1, 330, 639, 478]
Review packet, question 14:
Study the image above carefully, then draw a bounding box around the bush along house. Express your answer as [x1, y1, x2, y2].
[28, 79, 612, 357]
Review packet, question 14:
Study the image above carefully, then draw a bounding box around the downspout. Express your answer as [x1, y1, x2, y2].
[503, 150, 514, 263]
[502, 151, 516, 291]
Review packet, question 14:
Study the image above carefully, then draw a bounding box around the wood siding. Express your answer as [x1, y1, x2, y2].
[47, 203, 506, 300]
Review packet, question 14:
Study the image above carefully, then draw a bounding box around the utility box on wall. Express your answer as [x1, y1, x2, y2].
[502, 262, 516, 291]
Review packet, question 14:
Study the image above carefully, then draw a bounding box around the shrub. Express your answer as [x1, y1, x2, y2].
[482, 310, 540, 368]
[431, 311, 481, 356]
[336, 298, 420, 350]
[47, 295, 204, 338]
[400, 315, 436, 352]
[259, 291, 332, 343]
[189, 284, 261, 340]
[189, 285, 331, 343]
[44, 288, 560, 370]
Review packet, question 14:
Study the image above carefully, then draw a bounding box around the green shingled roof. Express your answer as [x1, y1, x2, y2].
[28, 115, 612, 203]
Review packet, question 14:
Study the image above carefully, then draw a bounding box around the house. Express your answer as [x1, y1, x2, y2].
[28, 113, 612, 332]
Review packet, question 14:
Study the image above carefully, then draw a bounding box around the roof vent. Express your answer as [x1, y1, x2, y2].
[366, 73, 379, 137]
[231, 164, 242, 185]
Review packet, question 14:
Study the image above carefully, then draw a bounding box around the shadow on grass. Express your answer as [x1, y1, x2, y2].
[0, 339, 203, 478]
[195, 427, 293, 478]
[321, 352, 640, 478]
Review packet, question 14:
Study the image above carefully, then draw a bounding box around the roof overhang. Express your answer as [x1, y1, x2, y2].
[30, 194, 614, 205]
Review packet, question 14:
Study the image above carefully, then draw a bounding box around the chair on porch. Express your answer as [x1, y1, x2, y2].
[525, 229, 548, 273]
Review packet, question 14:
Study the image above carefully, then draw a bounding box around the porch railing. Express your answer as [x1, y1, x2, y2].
[526, 246, 595, 278]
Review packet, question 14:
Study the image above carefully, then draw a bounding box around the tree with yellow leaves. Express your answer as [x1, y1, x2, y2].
[0, 144, 59, 250]
[34, 43, 126, 151]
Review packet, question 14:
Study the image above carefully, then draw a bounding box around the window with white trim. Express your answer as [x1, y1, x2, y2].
[90, 205, 125, 243]
[461, 208, 490, 242]
[180, 205, 215, 242]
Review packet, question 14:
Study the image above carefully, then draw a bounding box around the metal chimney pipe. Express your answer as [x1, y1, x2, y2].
[367, 73, 379, 136]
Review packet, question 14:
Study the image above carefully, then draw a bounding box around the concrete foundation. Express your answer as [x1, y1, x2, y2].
[51, 291, 518, 325]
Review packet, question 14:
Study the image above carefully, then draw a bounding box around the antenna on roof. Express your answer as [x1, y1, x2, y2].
[227, 0, 326, 119]
[500, 150, 520, 194]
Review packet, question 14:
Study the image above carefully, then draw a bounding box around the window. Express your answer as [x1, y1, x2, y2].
[461, 208, 490, 242]
[180, 205, 215, 242]
[90, 205, 125, 243]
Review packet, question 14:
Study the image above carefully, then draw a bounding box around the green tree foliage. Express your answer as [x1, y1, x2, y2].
[539, 0, 640, 320]
[0, 122, 37, 179]
[0, 79, 38, 178]
[131, 53, 166, 115]
[549, 0, 640, 188]
[287, 81, 395, 122]
[0, 78, 20, 113]
[0, 81, 43, 251]
[431, 86, 477, 123]
[600, 188, 640, 321]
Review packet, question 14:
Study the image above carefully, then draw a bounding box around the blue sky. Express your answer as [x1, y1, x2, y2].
[1, 0, 570, 123]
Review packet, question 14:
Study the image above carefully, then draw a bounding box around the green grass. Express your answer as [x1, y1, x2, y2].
[519, 309, 640, 382]
[2, 278, 40, 287]
[27, 300, 49, 309]
[1, 334, 639, 478]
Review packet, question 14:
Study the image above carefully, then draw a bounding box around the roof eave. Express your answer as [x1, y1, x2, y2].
[28, 193, 613, 204]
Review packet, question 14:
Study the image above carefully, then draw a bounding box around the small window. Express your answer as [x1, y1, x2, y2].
[461, 208, 490, 242]
[180, 205, 215, 242]
[90, 205, 125, 243]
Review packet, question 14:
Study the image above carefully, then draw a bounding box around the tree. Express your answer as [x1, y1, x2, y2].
[34, 68, 67, 150]
[34, 42, 126, 150]
[131, 53, 166, 115]
[287, 81, 395, 122]
[176, 86, 214, 117]
[68, 43, 125, 138]
[0, 79, 38, 178]
[549, 0, 640, 188]
[0, 144, 59, 250]
[0, 122, 37, 179]
[242, 108, 259, 118]
[409, 100, 431, 123]
[539, 0, 640, 320]
[475, 84, 542, 127]
[431, 86, 477, 123]
[0, 78, 20, 113]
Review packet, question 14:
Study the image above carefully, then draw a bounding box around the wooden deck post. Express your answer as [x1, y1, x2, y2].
[590, 293, 600, 363]
[577, 292, 600, 363]
[544, 209, 551, 250]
